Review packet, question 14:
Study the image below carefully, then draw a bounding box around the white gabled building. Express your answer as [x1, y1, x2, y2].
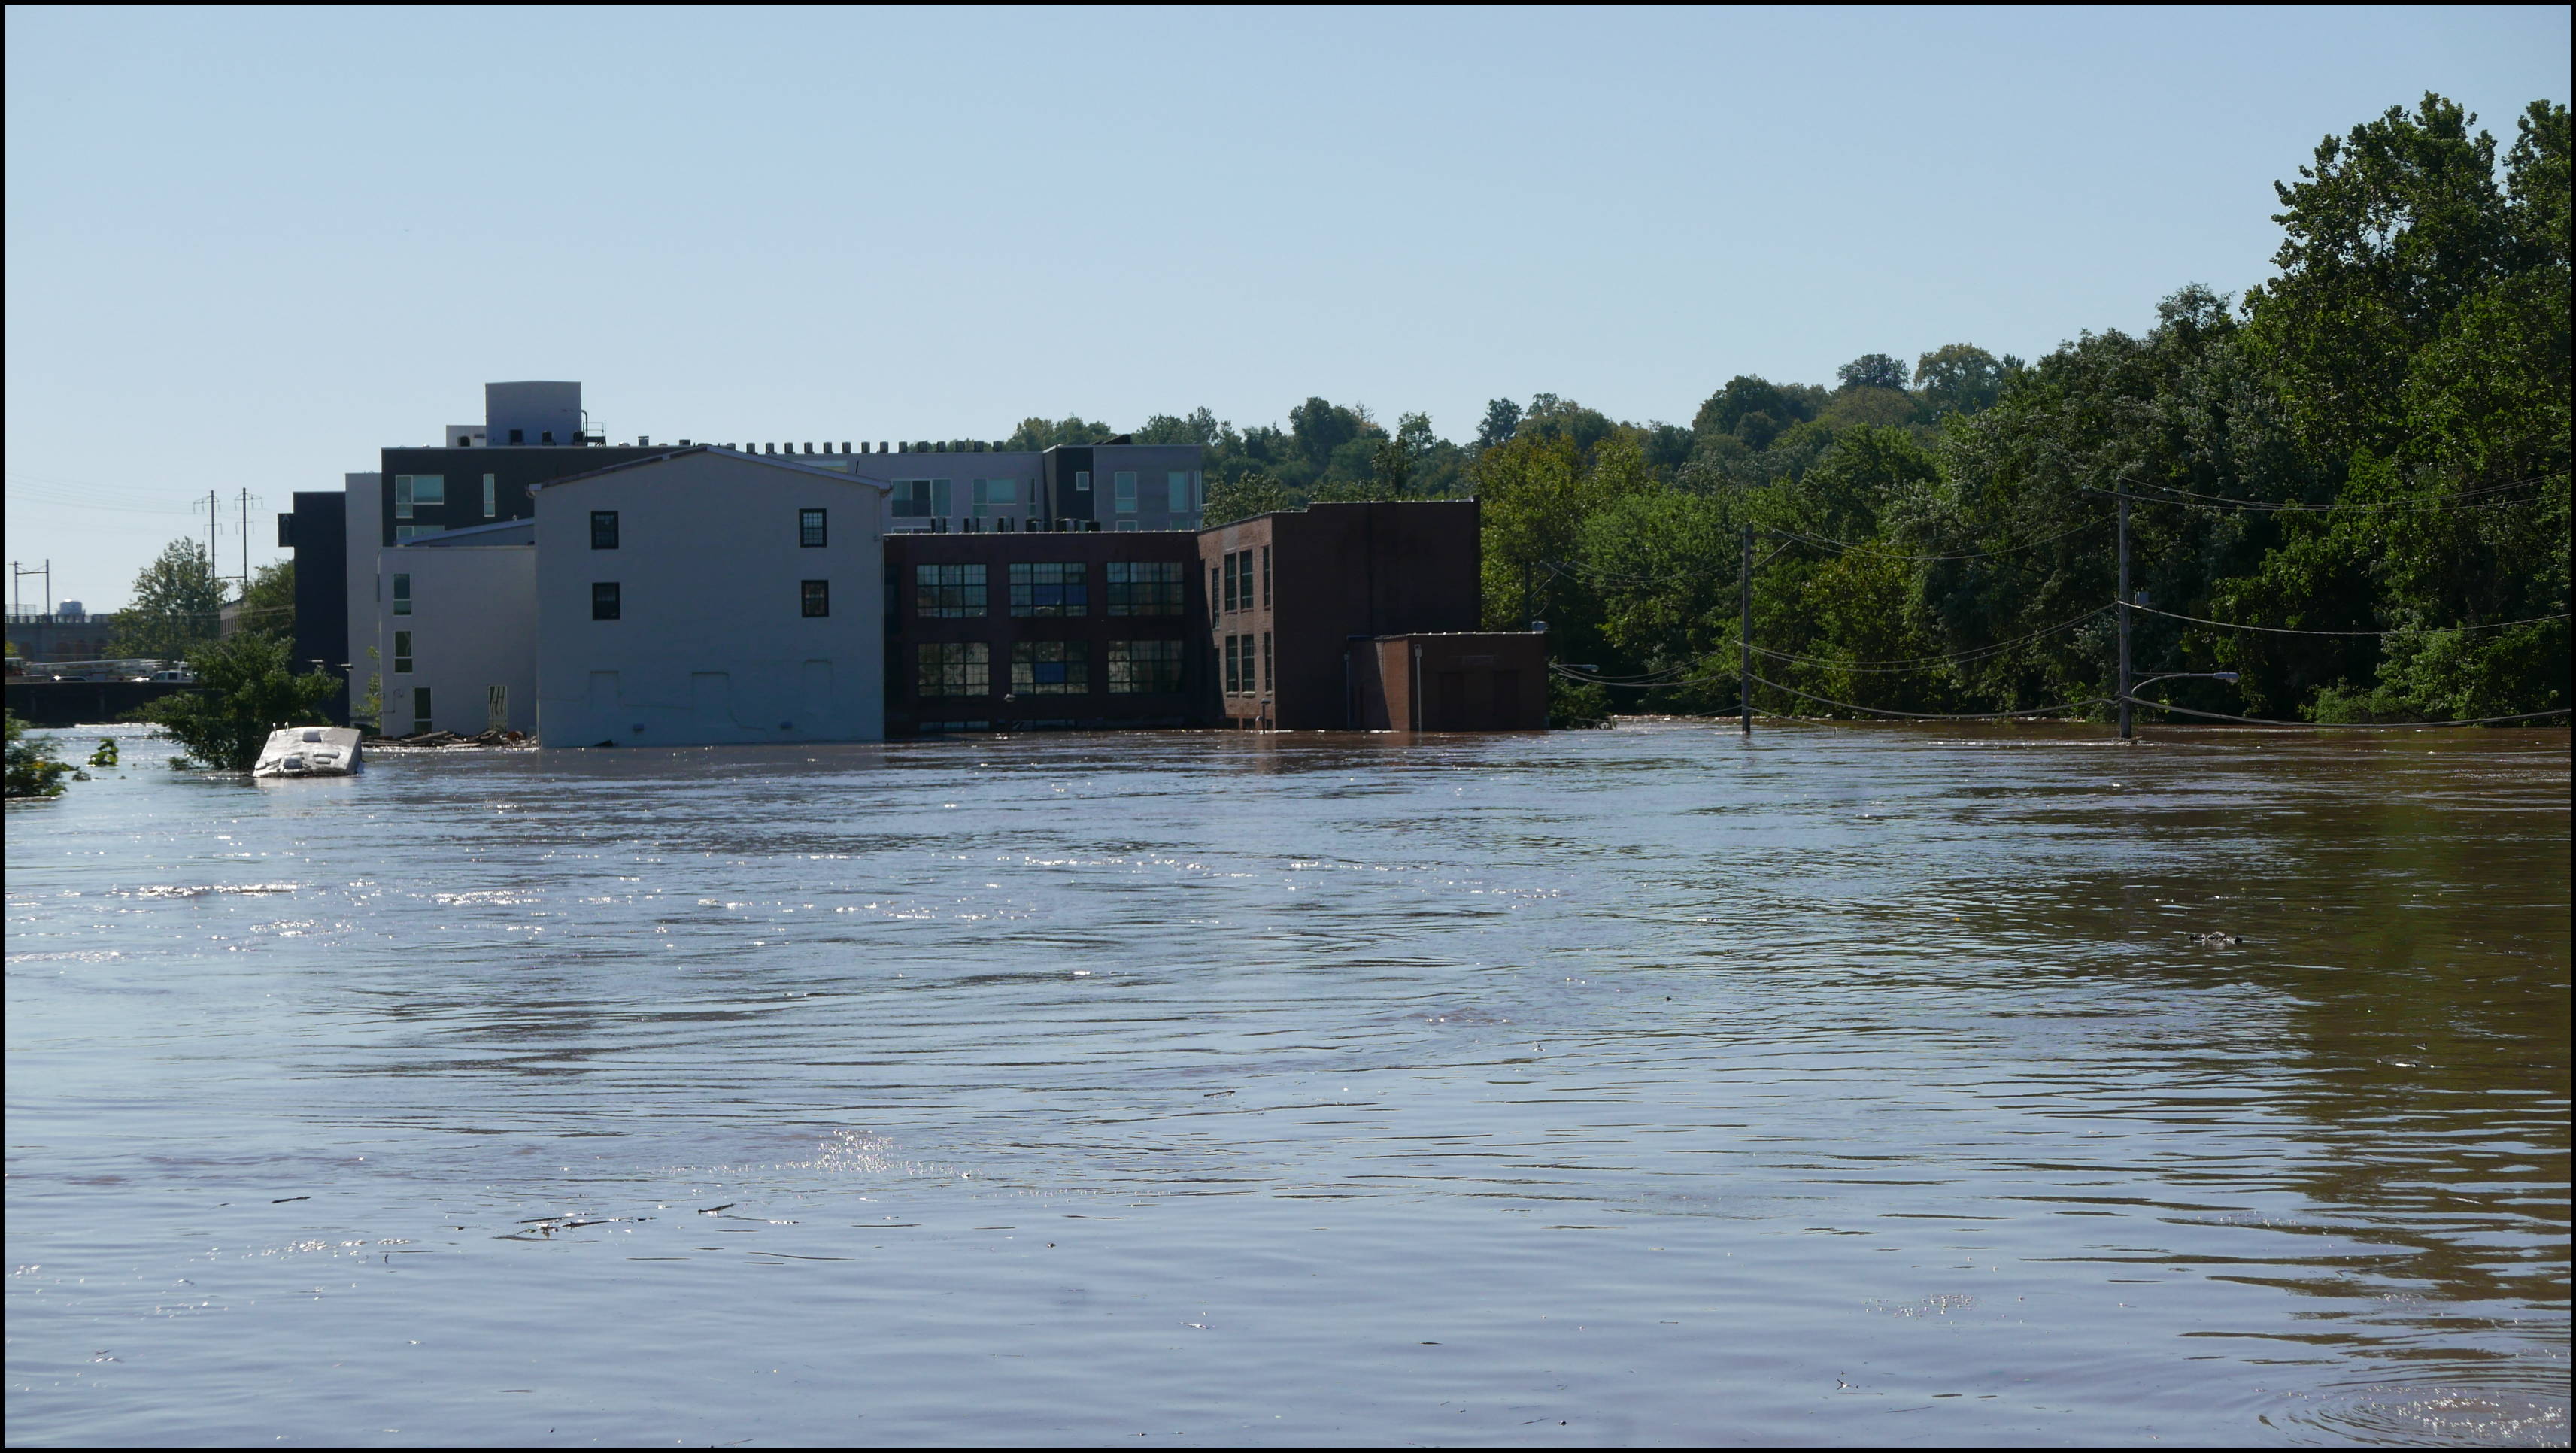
[530, 448, 891, 746]
[378, 518, 538, 736]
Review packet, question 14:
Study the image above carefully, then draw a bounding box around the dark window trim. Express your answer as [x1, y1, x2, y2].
[801, 578, 830, 617]
[592, 581, 621, 620]
[800, 508, 828, 548]
[590, 510, 620, 550]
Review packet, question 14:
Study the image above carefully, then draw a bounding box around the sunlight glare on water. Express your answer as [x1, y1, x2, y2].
[6, 720, 2568, 1446]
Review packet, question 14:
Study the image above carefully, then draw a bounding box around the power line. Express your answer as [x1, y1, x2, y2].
[1748, 674, 2109, 720]
[2132, 603, 2570, 637]
[2100, 474, 2558, 514]
[1748, 605, 2110, 672]
[2135, 699, 2571, 729]
[1775, 514, 2113, 560]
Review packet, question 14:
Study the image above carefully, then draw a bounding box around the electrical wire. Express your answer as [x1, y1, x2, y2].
[1747, 675, 2109, 720]
[2131, 603, 2570, 637]
[2132, 699, 2571, 729]
[1746, 605, 2110, 671]
[2102, 474, 2559, 514]
[1774, 514, 2113, 560]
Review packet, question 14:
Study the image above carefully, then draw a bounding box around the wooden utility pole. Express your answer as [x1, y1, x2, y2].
[2116, 487, 2133, 740]
[1739, 525, 1754, 736]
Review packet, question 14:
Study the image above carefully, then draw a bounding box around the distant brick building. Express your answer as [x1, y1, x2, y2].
[884, 529, 1209, 735]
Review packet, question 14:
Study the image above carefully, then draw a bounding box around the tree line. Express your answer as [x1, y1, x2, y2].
[1029, 94, 2566, 726]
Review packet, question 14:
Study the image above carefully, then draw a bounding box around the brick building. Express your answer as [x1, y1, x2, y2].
[886, 529, 1210, 735]
[1199, 501, 1537, 730]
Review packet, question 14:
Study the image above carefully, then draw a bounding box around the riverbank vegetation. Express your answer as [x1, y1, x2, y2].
[1113, 95, 2567, 725]
[129, 635, 340, 771]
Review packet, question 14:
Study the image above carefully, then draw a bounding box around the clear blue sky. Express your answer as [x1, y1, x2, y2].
[5, 4, 2567, 610]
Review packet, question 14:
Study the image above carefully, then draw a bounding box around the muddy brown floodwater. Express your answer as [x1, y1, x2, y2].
[5, 720, 2568, 1446]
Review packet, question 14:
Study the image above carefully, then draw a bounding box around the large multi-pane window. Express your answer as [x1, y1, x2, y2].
[1012, 640, 1088, 696]
[482, 474, 498, 518]
[1073, 470, 1091, 494]
[917, 642, 989, 697]
[411, 686, 432, 737]
[801, 579, 830, 617]
[392, 475, 445, 520]
[1224, 633, 1242, 694]
[1261, 632, 1272, 692]
[1209, 564, 1221, 623]
[1167, 472, 1192, 512]
[1261, 547, 1272, 608]
[592, 582, 621, 620]
[1009, 562, 1087, 617]
[1106, 561, 1183, 616]
[590, 511, 619, 549]
[393, 630, 414, 674]
[891, 479, 951, 518]
[1108, 639, 1184, 694]
[799, 508, 827, 548]
[914, 563, 987, 617]
[971, 479, 1019, 519]
[1113, 471, 1138, 513]
[391, 572, 412, 616]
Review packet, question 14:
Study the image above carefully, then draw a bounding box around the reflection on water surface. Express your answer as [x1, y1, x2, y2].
[6, 720, 2568, 1446]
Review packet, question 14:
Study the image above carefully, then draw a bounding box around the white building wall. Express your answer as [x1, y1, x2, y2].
[533, 450, 887, 747]
[381, 531, 537, 736]
[342, 472, 383, 728]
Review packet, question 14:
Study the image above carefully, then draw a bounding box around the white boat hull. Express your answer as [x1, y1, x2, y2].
[253, 726, 363, 778]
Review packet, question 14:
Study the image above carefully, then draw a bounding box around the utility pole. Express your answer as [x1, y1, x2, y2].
[204, 490, 221, 586]
[2116, 486, 2132, 741]
[237, 488, 253, 598]
[1739, 525, 1754, 737]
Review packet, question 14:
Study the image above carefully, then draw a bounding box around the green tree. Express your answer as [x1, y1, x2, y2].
[1205, 471, 1294, 527]
[1835, 353, 1909, 392]
[114, 538, 223, 662]
[1474, 398, 1522, 450]
[1002, 414, 1116, 450]
[132, 632, 341, 771]
[5, 711, 77, 798]
[1913, 344, 2011, 416]
[238, 560, 294, 643]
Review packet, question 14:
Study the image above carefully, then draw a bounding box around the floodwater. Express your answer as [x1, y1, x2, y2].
[5, 719, 2568, 1448]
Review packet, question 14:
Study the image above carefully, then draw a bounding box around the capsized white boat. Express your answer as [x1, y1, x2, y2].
[253, 726, 363, 778]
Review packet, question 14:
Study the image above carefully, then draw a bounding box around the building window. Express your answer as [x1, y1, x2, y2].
[1261, 546, 1272, 608]
[914, 563, 987, 617]
[1074, 470, 1091, 493]
[393, 525, 438, 542]
[1009, 562, 1087, 617]
[393, 475, 444, 520]
[800, 508, 827, 547]
[971, 479, 1019, 519]
[590, 511, 619, 549]
[391, 573, 411, 616]
[592, 582, 621, 620]
[1261, 631, 1272, 693]
[487, 684, 508, 732]
[917, 642, 989, 697]
[393, 629, 414, 673]
[1012, 640, 1088, 696]
[891, 479, 950, 519]
[1167, 471, 1192, 513]
[1223, 634, 1240, 694]
[1209, 564, 1221, 623]
[1113, 471, 1138, 513]
[412, 686, 432, 736]
[482, 474, 498, 518]
[1108, 639, 1183, 694]
[801, 579, 830, 617]
[1106, 560, 1182, 616]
